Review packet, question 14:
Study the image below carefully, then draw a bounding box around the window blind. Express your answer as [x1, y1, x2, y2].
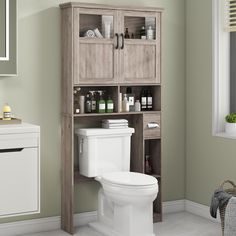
[227, 0, 236, 32]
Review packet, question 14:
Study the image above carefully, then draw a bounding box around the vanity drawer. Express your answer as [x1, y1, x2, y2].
[143, 113, 161, 139]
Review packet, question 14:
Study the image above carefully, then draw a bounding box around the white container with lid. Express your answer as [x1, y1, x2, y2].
[147, 26, 154, 40]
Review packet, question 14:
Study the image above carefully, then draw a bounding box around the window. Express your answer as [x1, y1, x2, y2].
[212, 0, 236, 138]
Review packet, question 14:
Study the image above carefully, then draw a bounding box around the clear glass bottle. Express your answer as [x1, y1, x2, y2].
[85, 92, 92, 113]
[140, 26, 146, 39]
[74, 87, 81, 114]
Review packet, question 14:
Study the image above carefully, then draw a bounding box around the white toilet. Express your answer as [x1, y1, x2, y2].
[76, 128, 159, 236]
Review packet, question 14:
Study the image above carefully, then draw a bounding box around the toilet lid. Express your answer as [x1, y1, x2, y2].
[100, 172, 157, 187]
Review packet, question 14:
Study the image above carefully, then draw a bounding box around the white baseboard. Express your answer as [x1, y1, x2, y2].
[0, 216, 61, 236]
[0, 211, 97, 236]
[163, 200, 185, 213]
[162, 199, 220, 223]
[0, 200, 220, 236]
[185, 200, 220, 223]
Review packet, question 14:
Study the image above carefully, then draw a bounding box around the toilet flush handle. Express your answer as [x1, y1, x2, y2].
[79, 138, 84, 154]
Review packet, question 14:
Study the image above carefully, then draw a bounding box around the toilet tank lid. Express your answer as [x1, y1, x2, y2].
[75, 128, 135, 136]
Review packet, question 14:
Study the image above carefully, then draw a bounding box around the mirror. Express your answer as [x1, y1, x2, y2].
[0, 0, 17, 76]
[0, 0, 9, 61]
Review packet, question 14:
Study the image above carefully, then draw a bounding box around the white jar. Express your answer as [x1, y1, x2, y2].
[79, 96, 85, 114]
[135, 100, 141, 112]
[147, 26, 154, 40]
[122, 94, 129, 112]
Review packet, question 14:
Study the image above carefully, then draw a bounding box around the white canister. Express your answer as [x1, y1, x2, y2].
[79, 96, 85, 114]
[104, 22, 111, 38]
[119, 93, 122, 112]
[147, 26, 154, 40]
[135, 100, 141, 112]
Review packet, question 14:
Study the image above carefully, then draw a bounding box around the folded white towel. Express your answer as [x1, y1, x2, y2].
[102, 119, 128, 124]
[224, 197, 236, 236]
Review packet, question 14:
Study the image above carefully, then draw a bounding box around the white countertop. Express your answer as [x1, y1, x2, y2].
[0, 123, 40, 135]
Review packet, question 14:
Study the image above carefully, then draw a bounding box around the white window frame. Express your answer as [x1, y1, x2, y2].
[212, 0, 236, 138]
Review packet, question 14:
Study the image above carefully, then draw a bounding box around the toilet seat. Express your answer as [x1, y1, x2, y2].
[97, 172, 157, 189]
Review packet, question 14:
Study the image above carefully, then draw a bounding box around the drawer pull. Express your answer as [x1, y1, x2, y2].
[147, 122, 160, 129]
[0, 148, 24, 153]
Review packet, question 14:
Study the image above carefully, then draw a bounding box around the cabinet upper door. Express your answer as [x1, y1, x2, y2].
[73, 8, 119, 85]
[119, 11, 161, 84]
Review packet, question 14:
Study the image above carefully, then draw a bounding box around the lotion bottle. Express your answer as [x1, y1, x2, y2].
[122, 94, 129, 112]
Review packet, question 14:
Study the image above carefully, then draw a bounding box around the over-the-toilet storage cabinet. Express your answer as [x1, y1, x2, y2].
[0, 123, 40, 217]
[60, 2, 162, 234]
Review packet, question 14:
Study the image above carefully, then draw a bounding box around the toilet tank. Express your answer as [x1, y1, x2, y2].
[76, 128, 135, 177]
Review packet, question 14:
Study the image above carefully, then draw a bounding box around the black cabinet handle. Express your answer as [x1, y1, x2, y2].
[0, 148, 24, 153]
[121, 33, 124, 49]
[115, 33, 119, 49]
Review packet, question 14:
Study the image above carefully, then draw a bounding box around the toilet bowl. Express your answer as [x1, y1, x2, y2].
[89, 172, 158, 236]
[76, 128, 159, 236]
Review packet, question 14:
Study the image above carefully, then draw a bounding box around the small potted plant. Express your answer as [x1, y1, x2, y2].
[225, 113, 236, 135]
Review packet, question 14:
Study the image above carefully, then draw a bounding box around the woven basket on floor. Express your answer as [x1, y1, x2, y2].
[219, 180, 236, 235]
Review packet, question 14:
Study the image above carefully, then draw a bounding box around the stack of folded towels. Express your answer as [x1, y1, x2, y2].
[102, 119, 129, 129]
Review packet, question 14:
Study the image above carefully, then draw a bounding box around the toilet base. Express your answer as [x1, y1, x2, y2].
[89, 188, 156, 236]
[89, 221, 155, 236]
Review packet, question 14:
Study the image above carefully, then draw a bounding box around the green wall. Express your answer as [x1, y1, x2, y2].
[186, 0, 236, 206]
[0, 0, 186, 223]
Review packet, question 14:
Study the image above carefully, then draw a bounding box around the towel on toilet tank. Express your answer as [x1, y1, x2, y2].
[225, 197, 236, 236]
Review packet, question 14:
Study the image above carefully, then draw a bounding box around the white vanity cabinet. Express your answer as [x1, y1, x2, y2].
[0, 123, 40, 217]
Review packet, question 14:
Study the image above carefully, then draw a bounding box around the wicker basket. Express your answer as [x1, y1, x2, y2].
[219, 180, 236, 235]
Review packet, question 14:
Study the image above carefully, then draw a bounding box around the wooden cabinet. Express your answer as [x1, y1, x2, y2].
[60, 2, 163, 234]
[73, 8, 119, 85]
[65, 4, 161, 85]
[119, 11, 161, 84]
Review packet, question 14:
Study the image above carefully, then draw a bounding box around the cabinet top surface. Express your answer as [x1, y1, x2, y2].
[59, 2, 164, 12]
[0, 123, 40, 135]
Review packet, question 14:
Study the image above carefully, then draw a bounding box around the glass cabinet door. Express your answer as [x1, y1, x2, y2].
[119, 11, 161, 84]
[73, 8, 118, 85]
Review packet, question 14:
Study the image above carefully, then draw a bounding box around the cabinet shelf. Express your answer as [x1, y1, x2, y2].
[74, 110, 161, 118]
[124, 39, 157, 45]
[79, 38, 114, 44]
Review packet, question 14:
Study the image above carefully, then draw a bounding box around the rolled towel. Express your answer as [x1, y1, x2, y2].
[94, 28, 103, 38]
[84, 30, 95, 38]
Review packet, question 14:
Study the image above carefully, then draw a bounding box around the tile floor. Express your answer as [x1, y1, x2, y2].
[25, 212, 221, 236]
